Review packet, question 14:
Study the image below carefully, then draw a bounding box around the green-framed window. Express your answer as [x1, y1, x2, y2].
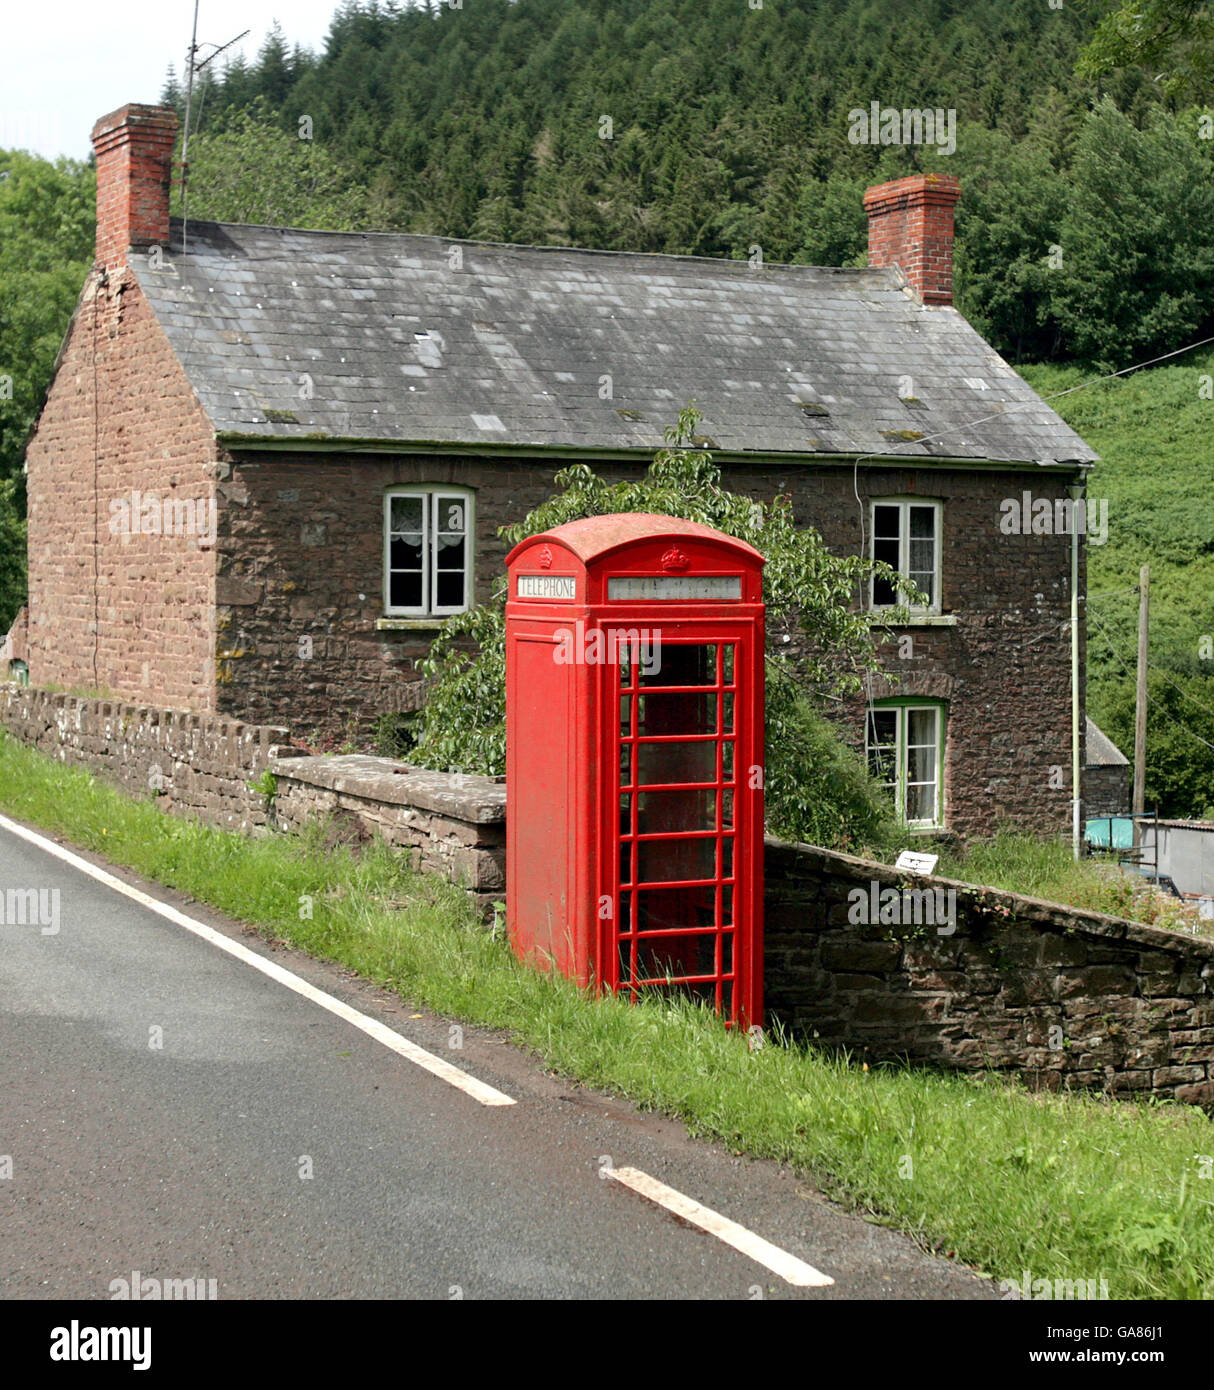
[866, 699, 946, 828]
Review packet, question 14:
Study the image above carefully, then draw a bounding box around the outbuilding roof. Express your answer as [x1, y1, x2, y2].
[131, 219, 1097, 467]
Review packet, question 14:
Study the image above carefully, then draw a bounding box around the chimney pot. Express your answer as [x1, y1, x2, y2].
[863, 173, 961, 306]
[90, 104, 178, 270]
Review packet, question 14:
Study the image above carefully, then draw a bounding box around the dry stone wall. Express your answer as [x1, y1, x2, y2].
[7, 690, 1206, 1109]
[765, 838, 1214, 1108]
[0, 686, 285, 830]
[267, 752, 505, 916]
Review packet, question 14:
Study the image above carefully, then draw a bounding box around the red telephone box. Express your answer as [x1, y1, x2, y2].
[505, 514, 765, 1028]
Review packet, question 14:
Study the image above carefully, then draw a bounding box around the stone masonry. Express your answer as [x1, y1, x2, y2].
[766, 838, 1214, 1109]
[267, 752, 505, 916]
[2, 691, 1207, 1109]
[0, 686, 285, 831]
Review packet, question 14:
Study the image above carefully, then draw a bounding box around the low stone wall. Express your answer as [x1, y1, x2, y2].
[0, 685, 287, 830]
[268, 752, 506, 915]
[5, 685, 1212, 1108]
[765, 838, 1214, 1108]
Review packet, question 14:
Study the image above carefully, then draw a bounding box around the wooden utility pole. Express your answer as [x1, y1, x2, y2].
[1132, 563, 1150, 848]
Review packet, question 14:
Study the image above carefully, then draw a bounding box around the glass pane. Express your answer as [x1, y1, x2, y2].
[637, 788, 716, 835]
[873, 536, 900, 570]
[631, 933, 718, 982]
[721, 837, 733, 880]
[721, 884, 733, 925]
[620, 837, 633, 887]
[637, 740, 716, 785]
[722, 789, 734, 828]
[437, 497, 467, 534]
[436, 534, 465, 570]
[907, 708, 937, 746]
[639, 644, 715, 688]
[634, 885, 716, 934]
[723, 692, 734, 732]
[909, 505, 936, 539]
[436, 571, 464, 608]
[907, 740, 935, 782]
[638, 836, 716, 884]
[619, 742, 633, 786]
[389, 571, 423, 608]
[722, 742, 734, 780]
[906, 780, 936, 822]
[908, 539, 934, 574]
[638, 691, 716, 736]
[722, 646, 735, 684]
[868, 710, 897, 745]
[619, 694, 632, 734]
[390, 535, 423, 568]
[390, 496, 424, 531]
[873, 504, 902, 539]
[872, 573, 897, 606]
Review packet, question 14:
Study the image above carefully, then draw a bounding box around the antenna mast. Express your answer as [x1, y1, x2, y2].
[178, 2, 250, 254]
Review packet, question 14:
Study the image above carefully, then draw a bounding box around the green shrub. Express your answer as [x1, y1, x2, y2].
[407, 407, 906, 849]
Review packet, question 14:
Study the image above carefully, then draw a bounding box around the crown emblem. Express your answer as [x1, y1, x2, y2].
[660, 546, 690, 572]
[538, 546, 553, 570]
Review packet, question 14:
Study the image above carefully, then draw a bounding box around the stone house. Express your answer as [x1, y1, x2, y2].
[14, 102, 1099, 839]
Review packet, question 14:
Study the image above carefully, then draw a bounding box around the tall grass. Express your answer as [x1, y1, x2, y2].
[931, 830, 1202, 934]
[1, 731, 1211, 1298]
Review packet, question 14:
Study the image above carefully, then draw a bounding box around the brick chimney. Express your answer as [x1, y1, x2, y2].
[863, 173, 961, 306]
[90, 104, 178, 269]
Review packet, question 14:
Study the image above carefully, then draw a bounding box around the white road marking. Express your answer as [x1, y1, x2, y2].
[607, 1165, 834, 1288]
[0, 812, 516, 1108]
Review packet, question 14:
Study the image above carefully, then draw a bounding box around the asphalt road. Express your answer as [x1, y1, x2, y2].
[0, 815, 998, 1300]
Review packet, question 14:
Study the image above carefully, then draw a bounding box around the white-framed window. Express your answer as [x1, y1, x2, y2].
[866, 701, 945, 829]
[870, 498, 941, 611]
[383, 486, 473, 616]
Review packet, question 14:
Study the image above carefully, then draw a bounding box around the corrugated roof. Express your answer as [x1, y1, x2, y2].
[131, 220, 1098, 466]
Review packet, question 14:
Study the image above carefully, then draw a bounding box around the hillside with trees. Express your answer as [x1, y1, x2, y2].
[4, 0, 1214, 812]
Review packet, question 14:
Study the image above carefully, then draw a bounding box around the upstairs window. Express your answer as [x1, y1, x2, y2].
[384, 487, 472, 616]
[867, 701, 945, 829]
[871, 499, 941, 611]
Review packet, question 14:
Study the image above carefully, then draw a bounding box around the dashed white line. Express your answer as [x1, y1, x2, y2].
[607, 1165, 834, 1288]
[0, 811, 516, 1108]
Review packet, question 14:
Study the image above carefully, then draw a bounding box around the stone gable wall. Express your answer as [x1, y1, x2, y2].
[24, 268, 218, 708]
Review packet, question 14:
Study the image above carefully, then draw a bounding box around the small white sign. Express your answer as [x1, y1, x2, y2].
[895, 849, 938, 875]
[607, 575, 742, 601]
[518, 574, 575, 600]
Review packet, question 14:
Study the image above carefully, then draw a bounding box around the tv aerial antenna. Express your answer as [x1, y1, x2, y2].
[180, 0, 250, 252]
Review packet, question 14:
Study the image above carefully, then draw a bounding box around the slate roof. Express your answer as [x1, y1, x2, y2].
[1086, 718, 1130, 768]
[130, 219, 1097, 466]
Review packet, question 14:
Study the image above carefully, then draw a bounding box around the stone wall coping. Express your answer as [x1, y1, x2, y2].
[766, 836, 1214, 962]
[7, 688, 291, 742]
[268, 753, 506, 823]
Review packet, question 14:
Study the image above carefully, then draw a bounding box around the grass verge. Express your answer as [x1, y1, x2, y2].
[1, 729, 1211, 1298]
[929, 830, 1204, 935]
